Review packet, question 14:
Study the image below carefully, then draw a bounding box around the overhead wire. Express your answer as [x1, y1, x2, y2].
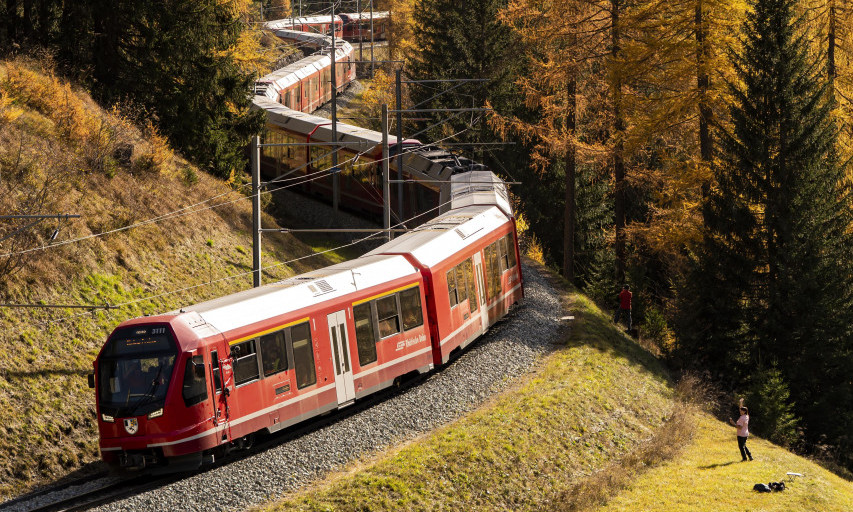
[0, 192, 459, 339]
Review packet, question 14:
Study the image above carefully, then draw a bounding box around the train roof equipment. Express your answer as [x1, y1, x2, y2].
[168, 254, 419, 336]
[367, 171, 513, 268]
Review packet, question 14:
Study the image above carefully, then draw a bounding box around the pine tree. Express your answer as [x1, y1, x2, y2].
[407, 0, 523, 144]
[747, 365, 799, 446]
[406, 0, 529, 221]
[689, 0, 853, 460]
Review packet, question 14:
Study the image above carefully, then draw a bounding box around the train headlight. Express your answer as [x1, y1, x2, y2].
[147, 408, 164, 419]
[101, 413, 115, 423]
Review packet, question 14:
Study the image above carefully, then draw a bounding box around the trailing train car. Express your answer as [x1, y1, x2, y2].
[255, 96, 434, 221]
[264, 15, 344, 38]
[254, 96, 493, 224]
[254, 40, 356, 114]
[369, 171, 523, 363]
[339, 12, 390, 41]
[90, 172, 523, 471]
[264, 12, 389, 42]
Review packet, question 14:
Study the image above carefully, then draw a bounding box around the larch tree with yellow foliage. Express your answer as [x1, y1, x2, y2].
[0, 0, 265, 178]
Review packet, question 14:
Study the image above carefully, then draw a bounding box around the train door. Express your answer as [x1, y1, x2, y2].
[327, 310, 356, 405]
[473, 253, 489, 331]
[209, 349, 228, 427]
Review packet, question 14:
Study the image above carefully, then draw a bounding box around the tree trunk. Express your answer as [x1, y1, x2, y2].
[6, 0, 17, 44]
[612, 0, 626, 284]
[563, 75, 577, 282]
[828, 0, 836, 81]
[696, 0, 713, 185]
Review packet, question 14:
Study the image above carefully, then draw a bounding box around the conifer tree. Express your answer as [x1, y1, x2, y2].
[406, 0, 529, 216]
[687, 0, 853, 460]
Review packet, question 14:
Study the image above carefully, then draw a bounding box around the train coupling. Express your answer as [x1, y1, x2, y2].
[118, 450, 159, 470]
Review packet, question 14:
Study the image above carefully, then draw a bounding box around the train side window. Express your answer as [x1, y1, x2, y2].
[182, 355, 208, 407]
[485, 243, 500, 299]
[499, 236, 510, 272]
[211, 350, 222, 394]
[232, 339, 259, 386]
[506, 234, 517, 269]
[455, 264, 468, 305]
[465, 258, 478, 312]
[376, 295, 401, 338]
[353, 303, 377, 365]
[290, 322, 317, 389]
[260, 329, 288, 377]
[400, 286, 424, 331]
[446, 268, 458, 307]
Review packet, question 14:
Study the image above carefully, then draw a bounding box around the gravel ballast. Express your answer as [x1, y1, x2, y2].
[84, 262, 563, 511]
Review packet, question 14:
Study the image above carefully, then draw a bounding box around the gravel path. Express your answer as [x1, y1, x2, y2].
[89, 263, 563, 512]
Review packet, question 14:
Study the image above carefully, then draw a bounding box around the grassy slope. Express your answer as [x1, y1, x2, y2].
[599, 413, 853, 512]
[257, 270, 853, 512]
[0, 59, 338, 499]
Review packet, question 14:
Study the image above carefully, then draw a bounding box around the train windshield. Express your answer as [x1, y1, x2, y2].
[98, 325, 178, 418]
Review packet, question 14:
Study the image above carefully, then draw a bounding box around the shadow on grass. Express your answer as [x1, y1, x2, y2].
[698, 461, 739, 470]
[561, 287, 671, 383]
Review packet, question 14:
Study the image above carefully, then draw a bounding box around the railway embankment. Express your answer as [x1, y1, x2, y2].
[0, 57, 346, 500]
[255, 271, 853, 512]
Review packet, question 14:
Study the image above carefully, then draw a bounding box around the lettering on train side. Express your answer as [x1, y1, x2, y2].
[395, 333, 427, 351]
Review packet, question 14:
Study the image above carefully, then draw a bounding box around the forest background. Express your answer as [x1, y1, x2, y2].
[1, 0, 851, 476]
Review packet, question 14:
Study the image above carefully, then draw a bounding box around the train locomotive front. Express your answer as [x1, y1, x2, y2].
[91, 313, 227, 471]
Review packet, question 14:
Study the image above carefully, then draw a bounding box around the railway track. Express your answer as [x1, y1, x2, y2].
[1, 369, 430, 512]
[0, 474, 174, 512]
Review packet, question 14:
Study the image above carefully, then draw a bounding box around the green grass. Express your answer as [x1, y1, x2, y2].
[597, 413, 853, 512]
[256, 277, 853, 512]
[0, 59, 338, 499]
[259, 286, 676, 511]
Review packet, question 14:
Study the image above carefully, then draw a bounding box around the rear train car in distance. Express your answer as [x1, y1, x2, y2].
[263, 12, 390, 42]
[90, 171, 523, 471]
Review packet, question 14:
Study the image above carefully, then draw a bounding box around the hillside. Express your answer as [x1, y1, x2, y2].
[257, 277, 853, 511]
[0, 58, 338, 499]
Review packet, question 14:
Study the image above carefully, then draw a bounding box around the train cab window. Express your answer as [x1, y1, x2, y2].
[399, 286, 424, 331]
[446, 269, 458, 307]
[284, 90, 292, 109]
[232, 339, 259, 386]
[290, 322, 317, 389]
[211, 350, 222, 394]
[376, 295, 401, 338]
[182, 355, 208, 407]
[260, 329, 289, 377]
[354, 303, 378, 365]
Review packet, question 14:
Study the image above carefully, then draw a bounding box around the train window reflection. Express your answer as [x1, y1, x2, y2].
[260, 330, 288, 377]
[354, 303, 377, 365]
[182, 355, 208, 407]
[376, 295, 400, 338]
[232, 339, 259, 386]
[400, 287, 424, 331]
[290, 323, 317, 389]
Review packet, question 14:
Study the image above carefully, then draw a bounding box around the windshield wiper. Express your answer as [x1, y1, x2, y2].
[127, 365, 164, 417]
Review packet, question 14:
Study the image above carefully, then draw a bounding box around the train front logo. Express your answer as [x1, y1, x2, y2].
[123, 418, 139, 435]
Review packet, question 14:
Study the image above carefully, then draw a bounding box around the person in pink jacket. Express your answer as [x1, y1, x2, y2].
[728, 398, 753, 461]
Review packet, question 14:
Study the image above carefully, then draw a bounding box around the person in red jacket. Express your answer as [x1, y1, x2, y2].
[613, 284, 632, 330]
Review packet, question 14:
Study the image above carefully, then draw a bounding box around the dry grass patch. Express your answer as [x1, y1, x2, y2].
[0, 58, 338, 499]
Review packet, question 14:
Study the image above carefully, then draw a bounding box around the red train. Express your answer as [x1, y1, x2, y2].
[90, 172, 523, 470]
[263, 12, 390, 42]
